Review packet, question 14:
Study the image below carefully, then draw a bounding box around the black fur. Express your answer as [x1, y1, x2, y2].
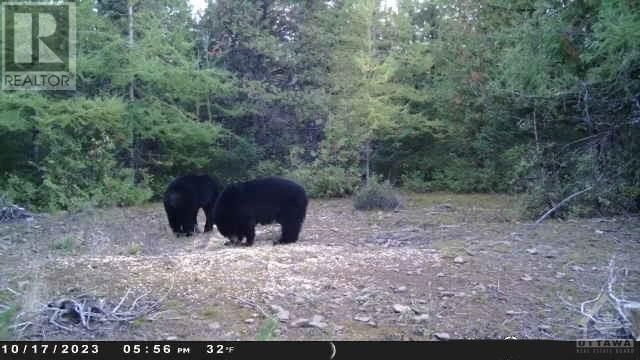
[163, 175, 221, 236]
[213, 177, 308, 246]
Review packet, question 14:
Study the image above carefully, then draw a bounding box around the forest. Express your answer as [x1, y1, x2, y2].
[1, 0, 638, 217]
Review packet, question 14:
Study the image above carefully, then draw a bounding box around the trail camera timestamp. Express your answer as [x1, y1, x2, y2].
[122, 344, 189, 355]
[1, 343, 99, 355]
[121, 344, 235, 356]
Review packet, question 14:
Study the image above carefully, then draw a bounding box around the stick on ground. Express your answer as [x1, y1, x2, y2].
[535, 186, 593, 225]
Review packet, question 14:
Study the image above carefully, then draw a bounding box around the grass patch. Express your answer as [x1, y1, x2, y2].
[128, 242, 143, 255]
[202, 307, 218, 318]
[256, 318, 279, 341]
[0, 289, 16, 304]
[410, 192, 515, 208]
[52, 237, 77, 253]
[432, 239, 469, 258]
[131, 318, 146, 329]
[0, 305, 18, 340]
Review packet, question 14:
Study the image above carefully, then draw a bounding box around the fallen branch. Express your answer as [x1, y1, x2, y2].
[0, 196, 33, 223]
[561, 255, 637, 338]
[112, 289, 131, 314]
[535, 186, 593, 225]
[228, 295, 275, 321]
[39, 278, 175, 334]
[605, 258, 636, 327]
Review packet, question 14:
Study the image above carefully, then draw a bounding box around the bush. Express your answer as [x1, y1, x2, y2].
[3, 175, 37, 207]
[92, 170, 154, 207]
[518, 183, 552, 219]
[250, 160, 286, 179]
[288, 165, 359, 198]
[400, 171, 431, 193]
[430, 159, 496, 193]
[353, 179, 401, 211]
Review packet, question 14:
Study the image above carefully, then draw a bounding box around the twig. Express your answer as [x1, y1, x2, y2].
[112, 289, 131, 314]
[228, 295, 275, 321]
[535, 186, 593, 225]
[48, 309, 72, 332]
[8, 322, 32, 330]
[6, 287, 21, 296]
[128, 291, 150, 312]
[579, 289, 605, 325]
[606, 257, 632, 324]
[147, 309, 181, 321]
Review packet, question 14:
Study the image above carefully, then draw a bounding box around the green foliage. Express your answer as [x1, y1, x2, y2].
[249, 160, 286, 179]
[94, 170, 154, 207]
[128, 242, 143, 256]
[429, 160, 495, 193]
[584, 0, 640, 79]
[52, 237, 77, 254]
[288, 165, 360, 199]
[256, 318, 279, 341]
[400, 171, 431, 193]
[132, 101, 259, 195]
[353, 178, 401, 211]
[0, 95, 149, 211]
[0, 0, 637, 219]
[0, 305, 18, 340]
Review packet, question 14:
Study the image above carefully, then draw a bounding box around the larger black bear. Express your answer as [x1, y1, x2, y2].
[213, 177, 308, 246]
[163, 174, 220, 236]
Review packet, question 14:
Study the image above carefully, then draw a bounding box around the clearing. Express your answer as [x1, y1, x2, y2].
[1, 193, 638, 340]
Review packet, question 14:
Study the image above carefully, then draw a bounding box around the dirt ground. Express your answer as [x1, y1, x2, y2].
[1, 193, 639, 341]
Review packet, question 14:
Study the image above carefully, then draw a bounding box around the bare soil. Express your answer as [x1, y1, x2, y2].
[1, 193, 638, 340]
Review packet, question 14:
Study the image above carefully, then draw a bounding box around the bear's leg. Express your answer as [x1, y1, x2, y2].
[224, 235, 242, 246]
[244, 224, 256, 247]
[278, 216, 302, 244]
[203, 201, 216, 233]
[183, 209, 198, 236]
[204, 209, 214, 233]
[174, 213, 188, 237]
[167, 212, 180, 235]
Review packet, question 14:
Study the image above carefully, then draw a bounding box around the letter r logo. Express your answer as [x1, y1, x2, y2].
[2, 3, 74, 72]
[13, 13, 65, 64]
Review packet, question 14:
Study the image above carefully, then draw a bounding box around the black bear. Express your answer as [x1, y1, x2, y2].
[213, 177, 308, 246]
[163, 174, 221, 236]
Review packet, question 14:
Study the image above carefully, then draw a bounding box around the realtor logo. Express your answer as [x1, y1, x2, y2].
[2, 2, 76, 90]
[577, 339, 635, 356]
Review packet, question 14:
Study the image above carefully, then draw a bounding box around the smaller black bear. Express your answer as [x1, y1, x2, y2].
[163, 174, 221, 236]
[213, 177, 308, 246]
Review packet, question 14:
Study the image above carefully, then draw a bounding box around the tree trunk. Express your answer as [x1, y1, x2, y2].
[206, 94, 213, 122]
[128, 3, 139, 183]
[128, 4, 135, 101]
[365, 141, 371, 183]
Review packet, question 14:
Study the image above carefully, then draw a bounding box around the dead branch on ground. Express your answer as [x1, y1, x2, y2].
[535, 186, 593, 225]
[39, 277, 175, 334]
[559, 256, 638, 338]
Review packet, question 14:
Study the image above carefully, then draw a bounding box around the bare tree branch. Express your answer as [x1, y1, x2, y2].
[535, 186, 593, 225]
